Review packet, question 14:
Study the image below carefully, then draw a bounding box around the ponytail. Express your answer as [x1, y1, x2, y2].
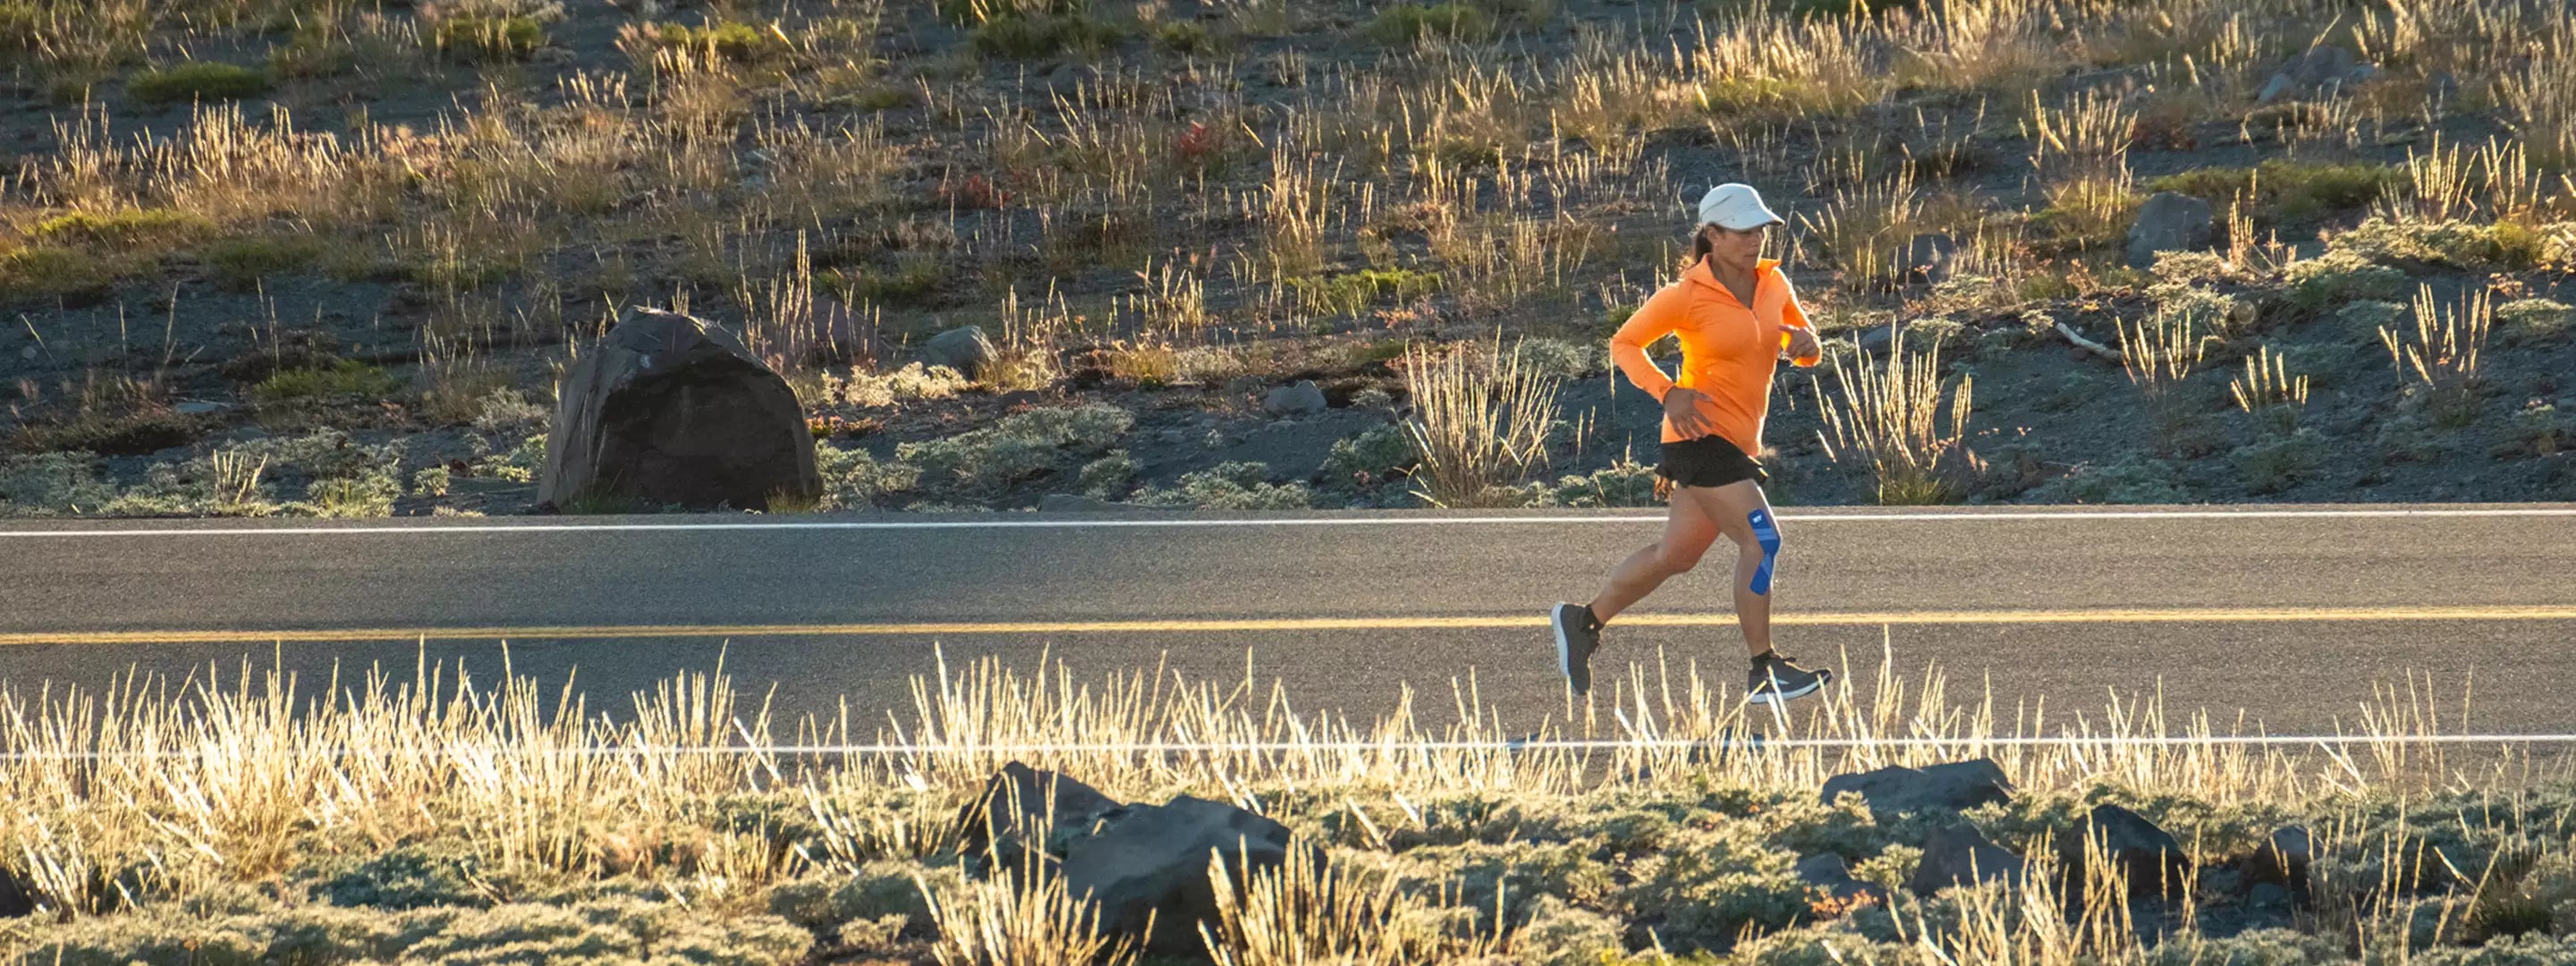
[1683, 227, 1714, 269]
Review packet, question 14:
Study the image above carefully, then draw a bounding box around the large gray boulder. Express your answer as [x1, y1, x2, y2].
[1821, 759, 2014, 818]
[1058, 794, 1304, 953]
[2258, 45, 2376, 103]
[2242, 826, 2314, 889]
[1262, 379, 1327, 416]
[1909, 824, 2026, 895]
[953, 761, 1127, 869]
[2055, 803, 2190, 900]
[923, 326, 996, 379]
[2126, 191, 2215, 269]
[537, 307, 821, 512]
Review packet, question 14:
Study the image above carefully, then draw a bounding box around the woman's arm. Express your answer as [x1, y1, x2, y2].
[1612, 284, 1717, 437]
[1777, 273, 1821, 368]
[1609, 284, 1688, 401]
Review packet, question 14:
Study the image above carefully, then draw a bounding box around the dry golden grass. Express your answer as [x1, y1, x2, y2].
[1816, 330, 1976, 505]
[2383, 283, 2495, 423]
[0, 636, 2561, 962]
[1400, 335, 1560, 508]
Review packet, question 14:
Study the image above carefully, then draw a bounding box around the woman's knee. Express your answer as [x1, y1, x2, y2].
[1655, 538, 1709, 572]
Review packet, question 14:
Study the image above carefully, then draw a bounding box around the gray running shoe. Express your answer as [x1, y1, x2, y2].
[1747, 652, 1832, 705]
[1551, 602, 1603, 694]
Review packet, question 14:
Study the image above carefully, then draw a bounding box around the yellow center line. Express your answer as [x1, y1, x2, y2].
[6, 605, 2576, 646]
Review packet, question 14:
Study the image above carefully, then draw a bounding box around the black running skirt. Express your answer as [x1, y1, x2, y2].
[1657, 435, 1768, 489]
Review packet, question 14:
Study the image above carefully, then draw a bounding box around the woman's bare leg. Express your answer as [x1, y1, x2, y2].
[1587, 487, 1719, 622]
[1678, 480, 1779, 657]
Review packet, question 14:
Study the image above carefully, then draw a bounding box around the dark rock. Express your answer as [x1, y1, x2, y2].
[1899, 233, 1960, 285]
[537, 307, 823, 512]
[0, 865, 32, 917]
[953, 761, 1127, 867]
[2054, 804, 2191, 900]
[2244, 826, 2313, 888]
[2259, 45, 2374, 103]
[2248, 882, 2292, 908]
[1058, 794, 1307, 952]
[923, 326, 996, 378]
[1857, 324, 1895, 354]
[2292, 45, 2359, 87]
[1821, 759, 2014, 818]
[2126, 191, 2216, 269]
[1909, 825, 2026, 895]
[1262, 379, 1328, 415]
[1795, 852, 1886, 908]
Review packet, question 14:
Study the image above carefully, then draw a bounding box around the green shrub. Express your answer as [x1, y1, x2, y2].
[849, 85, 921, 111]
[254, 360, 402, 404]
[2497, 297, 2572, 345]
[2232, 429, 2326, 495]
[2147, 160, 2401, 223]
[1076, 449, 1135, 496]
[1321, 424, 1419, 490]
[32, 208, 216, 248]
[648, 21, 784, 63]
[470, 433, 547, 484]
[1385, 841, 1614, 929]
[1291, 268, 1443, 316]
[2284, 251, 2407, 316]
[897, 403, 1134, 494]
[21, 408, 209, 455]
[205, 233, 328, 292]
[2024, 456, 2189, 504]
[314, 840, 498, 911]
[1364, 3, 1495, 45]
[14, 901, 401, 964]
[764, 859, 958, 936]
[126, 61, 272, 106]
[970, 13, 1122, 58]
[2507, 401, 2567, 458]
[1533, 459, 1660, 508]
[816, 442, 921, 510]
[935, 0, 1084, 25]
[1510, 895, 1629, 966]
[1132, 461, 1314, 509]
[2327, 217, 2550, 271]
[1151, 20, 1214, 53]
[1614, 820, 1809, 951]
[0, 244, 121, 300]
[2334, 298, 2408, 333]
[0, 452, 121, 517]
[826, 254, 950, 307]
[433, 15, 543, 62]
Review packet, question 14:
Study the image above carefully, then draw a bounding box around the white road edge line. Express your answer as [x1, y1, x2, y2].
[5, 733, 2574, 761]
[7, 506, 2576, 537]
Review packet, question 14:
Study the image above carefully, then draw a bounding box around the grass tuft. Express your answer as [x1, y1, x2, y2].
[125, 61, 271, 106]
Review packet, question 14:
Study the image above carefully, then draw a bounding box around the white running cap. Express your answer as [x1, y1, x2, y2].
[1696, 182, 1784, 231]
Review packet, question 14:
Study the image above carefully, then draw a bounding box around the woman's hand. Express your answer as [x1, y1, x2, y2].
[1663, 387, 1716, 438]
[1783, 327, 1822, 367]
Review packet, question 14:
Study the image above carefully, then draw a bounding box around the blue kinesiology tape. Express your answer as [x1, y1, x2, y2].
[1748, 508, 1781, 596]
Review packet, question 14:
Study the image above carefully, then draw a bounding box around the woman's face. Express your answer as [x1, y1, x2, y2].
[1700, 224, 1768, 264]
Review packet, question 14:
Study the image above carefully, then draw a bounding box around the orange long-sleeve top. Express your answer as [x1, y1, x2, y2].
[1609, 258, 1816, 454]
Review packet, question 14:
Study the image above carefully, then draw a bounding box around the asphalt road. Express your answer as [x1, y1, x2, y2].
[2, 504, 2572, 741]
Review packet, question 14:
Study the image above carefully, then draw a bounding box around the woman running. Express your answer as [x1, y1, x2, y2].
[1551, 182, 1833, 705]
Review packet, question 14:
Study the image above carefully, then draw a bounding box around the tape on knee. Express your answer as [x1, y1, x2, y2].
[1747, 508, 1782, 596]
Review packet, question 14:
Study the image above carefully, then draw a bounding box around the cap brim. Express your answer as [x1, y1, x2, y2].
[1713, 213, 1784, 230]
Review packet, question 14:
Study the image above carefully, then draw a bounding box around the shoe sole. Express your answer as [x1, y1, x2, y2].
[1552, 604, 1591, 693]
[1552, 606, 1572, 678]
[1746, 672, 1830, 706]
